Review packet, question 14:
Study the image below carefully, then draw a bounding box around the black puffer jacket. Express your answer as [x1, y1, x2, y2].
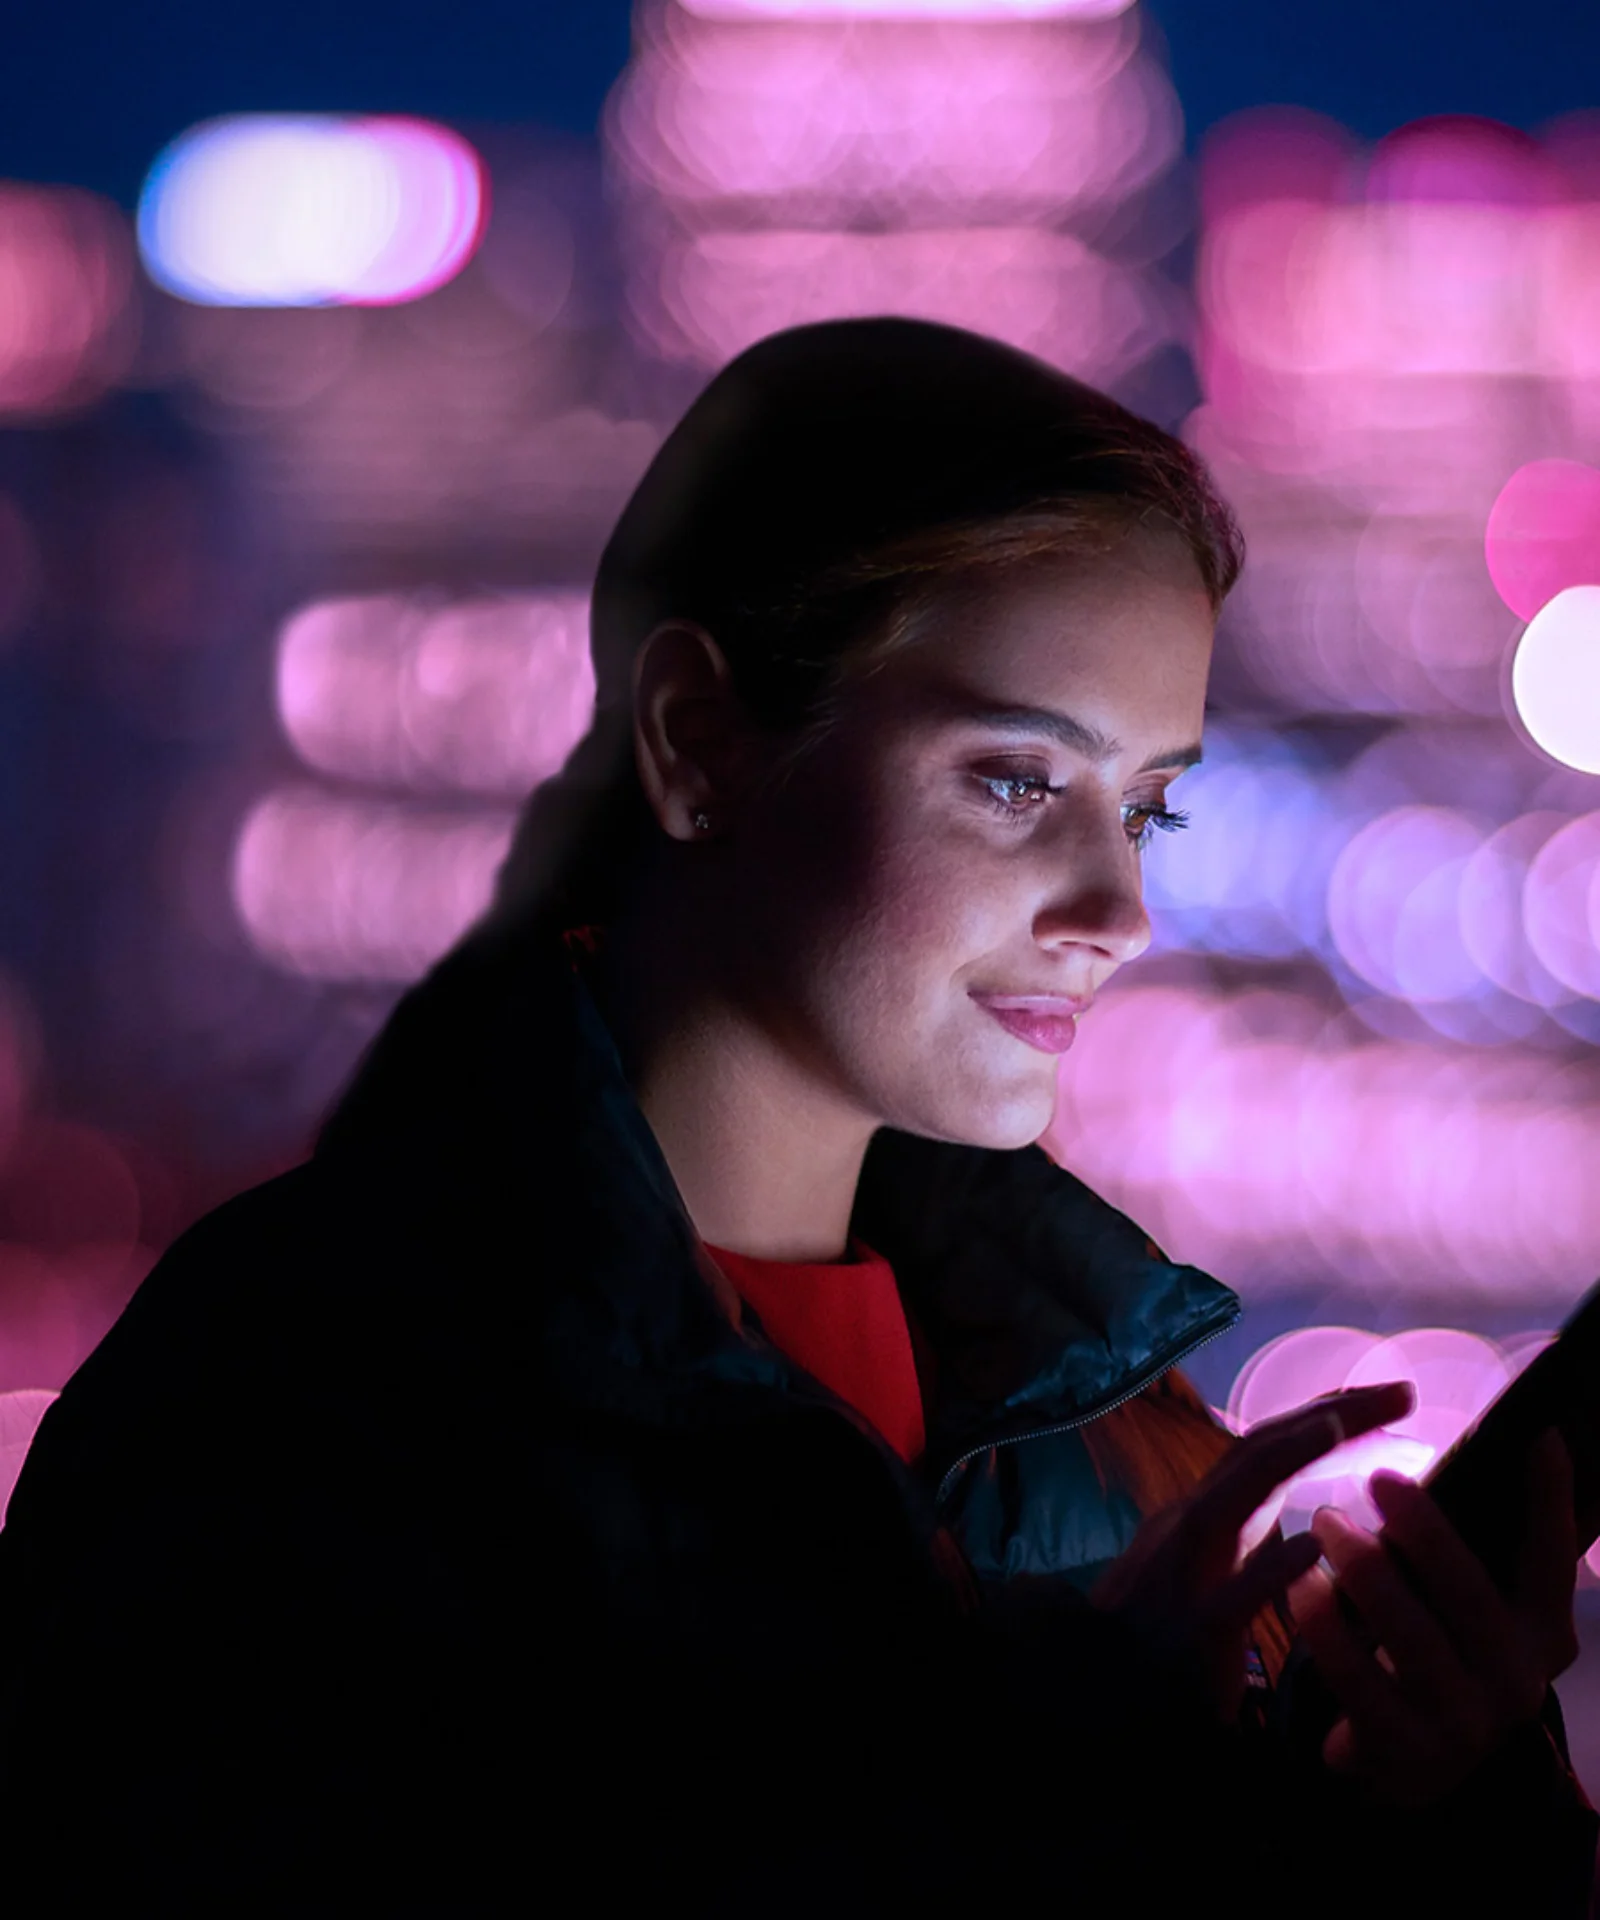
[0, 918, 1592, 1913]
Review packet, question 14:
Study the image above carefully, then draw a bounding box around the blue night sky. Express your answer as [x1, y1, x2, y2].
[3, 0, 1598, 208]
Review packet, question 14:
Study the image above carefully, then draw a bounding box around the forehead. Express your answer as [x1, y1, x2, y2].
[851, 534, 1216, 739]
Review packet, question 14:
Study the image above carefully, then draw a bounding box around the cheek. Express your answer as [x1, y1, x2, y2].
[738, 755, 1014, 1022]
[810, 816, 1013, 1026]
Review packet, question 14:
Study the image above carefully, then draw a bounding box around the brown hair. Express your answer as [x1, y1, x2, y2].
[486, 318, 1242, 939]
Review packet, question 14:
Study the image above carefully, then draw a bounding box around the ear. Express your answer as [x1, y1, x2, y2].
[630, 621, 756, 841]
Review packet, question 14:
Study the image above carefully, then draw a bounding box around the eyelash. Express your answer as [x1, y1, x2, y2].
[979, 775, 1190, 851]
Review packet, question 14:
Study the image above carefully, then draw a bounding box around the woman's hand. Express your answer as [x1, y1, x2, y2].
[1288, 1429, 1580, 1807]
[1091, 1381, 1415, 1724]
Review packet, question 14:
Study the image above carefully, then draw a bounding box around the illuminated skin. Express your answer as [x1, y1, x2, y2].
[603, 524, 1210, 1265]
[595, 520, 1578, 1803]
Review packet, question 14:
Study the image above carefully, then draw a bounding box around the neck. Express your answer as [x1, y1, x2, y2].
[590, 872, 876, 1264]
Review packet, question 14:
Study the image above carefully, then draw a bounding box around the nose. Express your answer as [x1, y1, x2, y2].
[1031, 820, 1152, 968]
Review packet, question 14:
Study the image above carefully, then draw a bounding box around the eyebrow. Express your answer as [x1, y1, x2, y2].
[938, 697, 1204, 775]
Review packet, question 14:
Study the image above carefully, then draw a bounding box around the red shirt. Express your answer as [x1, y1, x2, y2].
[705, 1238, 926, 1465]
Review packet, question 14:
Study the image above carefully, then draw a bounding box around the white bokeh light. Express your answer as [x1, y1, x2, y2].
[138, 115, 484, 308]
[1511, 586, 1600, 774]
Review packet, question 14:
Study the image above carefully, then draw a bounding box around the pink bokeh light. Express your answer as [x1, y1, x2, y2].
[276, 592, 595, 796]
[1223, 1321, 1518, 1541]
[231, 789, 513, 982]
[1365, 116, 1558, 209]
[1199, 107, 1356, 227]
[1458, 813, 1574, 1007]
[645, 225, 1173, 377]
[1345, 1327, 1509, 1457]
[1228, 1325, 1380, 1431]
[1196, 491, 1517, 717]
[1047, 981, 1600, 1297]
[0, 185, 136, 415]
[0, 1390, 57, 1527]
[0, 1112, 158, 1404]
[1326, 806, 1486, 1003]
[1486, 461, 1600, 621]
[1191, 106, 1600, 653]
[1522, 810, 1600, 996]
[611, 10, 1158, 219]
[609, 0, 1179, 377]
[679, 1, 1133, 16]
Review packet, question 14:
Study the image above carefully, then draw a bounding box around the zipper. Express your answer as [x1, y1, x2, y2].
[932, 1305, 1240, 1508]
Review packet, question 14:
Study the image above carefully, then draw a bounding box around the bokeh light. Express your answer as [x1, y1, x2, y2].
[0, 1390, 57, 1527]
[0, 184, 136, 414]
[1521, 809, 1600, 994]
[1326, 806, 1486, 1004]
[1190, 106, 1600, 735]
[276, 591, 595, 796]
[1047, 979, 1600, 1299]
[608, 0, 1180, 374]
[1224, 1322, 1529, 1539]
[1486, 460, 1600, 621]
[231, 789, 513, 981]
[1135, 719, 1600, 1040]
[138, 116, 485, 308]
[679, 0, 1133, 17]
[649, 226, 1172, 378]
[1511, 587, 1600, 773]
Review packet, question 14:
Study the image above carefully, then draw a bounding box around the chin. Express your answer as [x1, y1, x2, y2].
[913, 1079, 1059, 1154]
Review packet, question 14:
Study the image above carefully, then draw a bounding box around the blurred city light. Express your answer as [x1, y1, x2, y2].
[1047, 980, 1600, 1300]
[1487, 460, 1600, 621]
[1325, 805, 1487, 1003]
[1512, 587, 1600, 772]
[1191, 109, 1600, 723]
[0, 1391, 57, 1525]
[680, 0, 1132, 15]
[231, 789, 513, 981]
[276, 591, 595, 796]
[1224, 1322, 1510, 1536]
[607, 0, 1181, 376]
[0, 184, 136, 414]
[138, 116, 485, 307]
[651, 226, 1171, 376]
[1521, 810, 1600, 994]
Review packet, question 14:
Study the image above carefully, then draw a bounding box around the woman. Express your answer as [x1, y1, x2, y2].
[0, 319, 1590, 1913]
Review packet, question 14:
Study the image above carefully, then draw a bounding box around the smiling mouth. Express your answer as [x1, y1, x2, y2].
[970, 993, 1089, 1056]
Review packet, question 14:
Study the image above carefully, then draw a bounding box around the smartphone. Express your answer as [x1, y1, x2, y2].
[1422, 1278, 1600, 1592]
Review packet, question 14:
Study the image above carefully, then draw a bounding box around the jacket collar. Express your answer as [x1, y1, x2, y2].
[316, 917, 1240, 1468]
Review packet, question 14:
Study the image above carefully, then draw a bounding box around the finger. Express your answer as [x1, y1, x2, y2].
[1311, 1507, 1480, 1729]
[1292, 1557, 1434, 1762]
[1198, 1528, 1324, 1640]
[1286, 1559, 1331, 1631]
[1179, 1383, 1415, 1550]
[1368, 1473, 1545, 1722]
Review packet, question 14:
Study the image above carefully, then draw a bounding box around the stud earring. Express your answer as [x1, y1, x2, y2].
[692, 810, 712, 834]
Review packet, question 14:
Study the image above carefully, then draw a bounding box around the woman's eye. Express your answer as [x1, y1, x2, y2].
[1121, 802, 1190, 850]
[980, 773, 1058, 816]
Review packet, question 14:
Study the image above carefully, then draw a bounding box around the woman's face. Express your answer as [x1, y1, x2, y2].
[721, 527, 1215, 1151]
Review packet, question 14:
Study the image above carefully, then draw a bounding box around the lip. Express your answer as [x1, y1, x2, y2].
[970, 991, 1091, 1057]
